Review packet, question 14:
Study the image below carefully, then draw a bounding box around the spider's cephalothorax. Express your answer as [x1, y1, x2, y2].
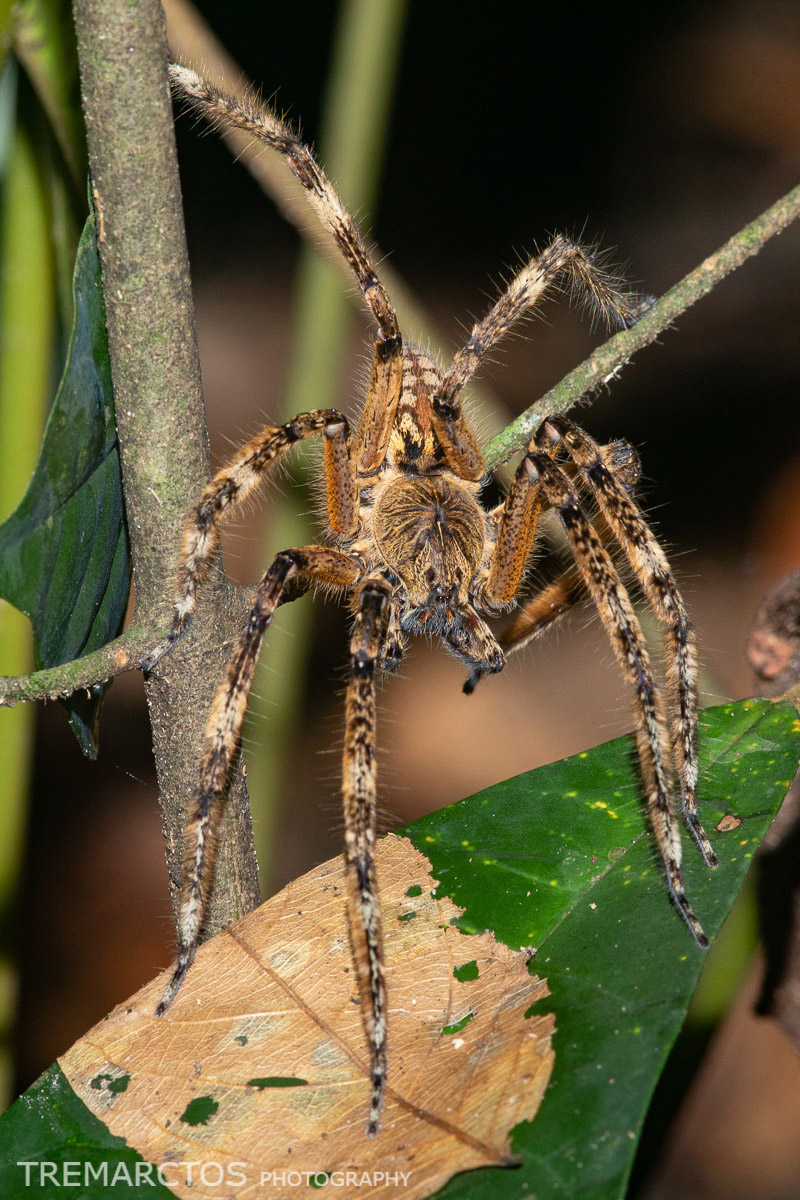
[150, 64, 718, 1137]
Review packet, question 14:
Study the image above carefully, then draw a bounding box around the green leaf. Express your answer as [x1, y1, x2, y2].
[0, 1065, 175, 1198]
[0, 214, 129, 756]
[404, 698, 799, 1200]
[0, 699, 795, 1199]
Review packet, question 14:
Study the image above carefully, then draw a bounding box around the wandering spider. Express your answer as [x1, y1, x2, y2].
[149, 64, 718, 1137]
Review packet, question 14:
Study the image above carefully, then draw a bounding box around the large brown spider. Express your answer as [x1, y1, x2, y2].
[149, 64, 718, 1137]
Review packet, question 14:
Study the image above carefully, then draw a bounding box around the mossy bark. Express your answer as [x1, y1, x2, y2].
[72, 0, 260, 935]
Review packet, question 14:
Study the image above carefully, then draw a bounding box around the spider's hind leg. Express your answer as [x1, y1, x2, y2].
[156, 546, 362, 1017]
[540, 417, 717, 869]
[526, 449, 709, 948]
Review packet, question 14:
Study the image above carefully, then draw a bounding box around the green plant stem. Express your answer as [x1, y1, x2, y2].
[0, 117, 55, 1108]
[484, 181, 800, 469]
[246, 0, 408, 892]
[12, 0, 86, 191]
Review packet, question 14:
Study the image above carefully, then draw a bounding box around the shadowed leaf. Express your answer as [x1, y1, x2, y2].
[0, 215, 129, 756]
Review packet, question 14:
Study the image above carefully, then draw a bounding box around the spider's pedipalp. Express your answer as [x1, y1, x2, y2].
[156, 546, 362, 1019]
[342, 577, 392, 1136]
[542, 417, 717, 869]
[525, 450, 709, 948]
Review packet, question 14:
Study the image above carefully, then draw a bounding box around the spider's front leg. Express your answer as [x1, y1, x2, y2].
[343, 576, 392, 1136]
[467, 436, 642, 682]
[156, 546, 363, 1017]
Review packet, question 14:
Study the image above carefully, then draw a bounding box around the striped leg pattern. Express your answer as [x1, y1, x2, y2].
[525, 449, 710, 947]
[142, 410, 355, 669]
[541, 418, 717, 868]
[156, 547, 362, 1016]
[343, 578, 391, 1136]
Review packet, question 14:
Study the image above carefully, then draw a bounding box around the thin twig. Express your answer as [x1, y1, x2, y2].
[484, 182, 800, 469]
[0, 623, 153, 706]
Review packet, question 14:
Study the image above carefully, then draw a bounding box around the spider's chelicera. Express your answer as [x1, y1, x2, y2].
[148, 64, 718, 1136]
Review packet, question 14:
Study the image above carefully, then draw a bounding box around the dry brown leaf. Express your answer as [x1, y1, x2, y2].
[60, 836, 553, 1199]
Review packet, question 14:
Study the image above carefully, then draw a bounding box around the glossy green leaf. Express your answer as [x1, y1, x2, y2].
[0, 699, 795, 1198]
[405, 698, 799, 1200]
[0, 214, 129, 756]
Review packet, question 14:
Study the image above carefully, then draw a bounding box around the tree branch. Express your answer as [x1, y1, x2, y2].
[0, 623, 150, 706]
[484, 182, 800, 469]
[71, 0, 260, 935]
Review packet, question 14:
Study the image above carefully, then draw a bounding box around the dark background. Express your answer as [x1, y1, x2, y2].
[16, 3, 800, 1197]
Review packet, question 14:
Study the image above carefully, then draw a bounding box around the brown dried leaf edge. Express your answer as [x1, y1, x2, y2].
[60, 836, 554, 1200]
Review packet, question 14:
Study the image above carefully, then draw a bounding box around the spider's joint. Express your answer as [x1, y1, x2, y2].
[377, 330, 402, 352]
[432, 392, 459, 419]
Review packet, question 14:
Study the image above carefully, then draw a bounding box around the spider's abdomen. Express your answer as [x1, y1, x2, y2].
[373, 475, 484, 607]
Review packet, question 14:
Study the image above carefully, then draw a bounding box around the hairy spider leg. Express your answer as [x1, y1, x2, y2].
[525, 450, 708, 948]
[169, 65, 399, 343]
[343, 578, 392, 1136]
[141, 410, 357, 670]
[541, 417, 717, 868]
[465, 435, 642, 687]
[169, 65, 406, 472]
[156, 547, 362, 1017]
[430, 236, 644, 481]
